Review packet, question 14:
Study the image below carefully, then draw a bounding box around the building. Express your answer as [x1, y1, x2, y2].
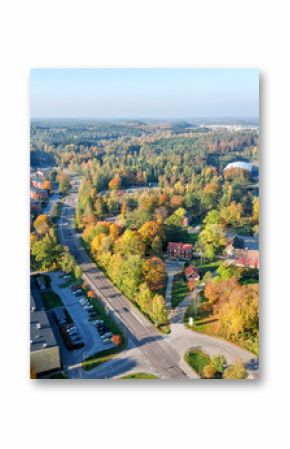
[235, 249, 259, 269]
[30, 187, 48, 201]
[224, 161, 253, 172]
[184, 265, 200, 281]
[167, 242, 193, 261]
[30, 293, 61, 377]
[225, 235, 245, 256]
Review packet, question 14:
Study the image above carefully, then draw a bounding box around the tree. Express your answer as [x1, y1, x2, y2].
[151, 235, 163, 257]
[170, 195, 184, 209]
[203, 364, 217, 379]
[57, 172, 71, 194]
[74, 265, 82, 280]
[197, 223, 226, 260]
[143, 257, 166, 291]
[33, 214, 51, 234]
[59, 251, 75, 273]
[152, 294, 168, 326]
[109, 223, 121, 241]
[111, 335, 122, 346]
[223, 361, 248, 379]
[114, 229, 145, 257]
[109, 175, 121, 190]
[31, 228, 63, 270]
[165, 207, 187, 227]
[220, 201, 242, 227]
[210, 355, 226, 374]
[91, 232, 107, 254]
[42, 180, 53, 190]
[252, 197, 259, 224]
[138, 221, 161, 247]
[136, 283, 152, 315]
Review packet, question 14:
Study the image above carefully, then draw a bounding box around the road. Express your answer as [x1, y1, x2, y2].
[58, 178, 188, 379]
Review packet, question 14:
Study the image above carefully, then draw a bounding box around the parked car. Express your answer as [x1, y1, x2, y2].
[63, 275, 71, 280]
[74, 289, 83, 295]
[102, 338, 111, 344]
[102, 332, 112, 338]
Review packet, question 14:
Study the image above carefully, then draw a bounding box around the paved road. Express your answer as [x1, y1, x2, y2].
[58, 178, 188, 379]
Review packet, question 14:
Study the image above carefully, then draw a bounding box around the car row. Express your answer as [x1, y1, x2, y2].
[79, 297, 113, 346]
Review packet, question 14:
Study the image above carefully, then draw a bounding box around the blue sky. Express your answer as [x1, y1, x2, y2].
[30, 68, 259, 119]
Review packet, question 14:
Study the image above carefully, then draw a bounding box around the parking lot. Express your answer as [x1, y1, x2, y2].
[47, 272, 115, 369]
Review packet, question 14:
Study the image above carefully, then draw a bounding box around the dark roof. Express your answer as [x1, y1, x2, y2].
[30, 293, 58, 352]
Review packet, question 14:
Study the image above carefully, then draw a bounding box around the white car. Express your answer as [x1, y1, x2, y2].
[102, 338, 111, 344]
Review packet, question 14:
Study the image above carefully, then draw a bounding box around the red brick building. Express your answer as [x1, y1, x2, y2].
[167, 242, 193, 261]
[184, 265, 200, 281]
[235, 249, 259, 269]
[30, 188, 48, 201]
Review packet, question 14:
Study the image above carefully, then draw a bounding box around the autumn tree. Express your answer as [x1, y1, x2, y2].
[220, 201, 242, 227]
[136, 283, 152, 316]
[197, 223, 227, 260]
[33, 214, 51, 235]
[143, 257, 166, 291]
[223, 361, 248, 379]
[109, 175, 121, 191]
[151, 234, 163, 257]
[152, 294, 168, 326]
[138, 221, 162, 248]
[114, 229, 145, 258]
[203, 364, 217, 379]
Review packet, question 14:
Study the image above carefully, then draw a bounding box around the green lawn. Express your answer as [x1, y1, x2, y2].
[171, 274, 189, 309]
[184, 350, 210, 377]
[40, 291, 63, 309]
[121, 372, 158, 379]
[193, 260, 220, 276]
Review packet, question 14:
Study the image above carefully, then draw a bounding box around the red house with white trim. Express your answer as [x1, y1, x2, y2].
[167, 242, 193, 261]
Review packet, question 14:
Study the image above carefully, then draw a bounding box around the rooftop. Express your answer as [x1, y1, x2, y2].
[30, 293, 58, 352]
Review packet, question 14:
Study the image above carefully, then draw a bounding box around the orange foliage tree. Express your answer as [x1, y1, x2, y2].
[143, 257, 166, 291]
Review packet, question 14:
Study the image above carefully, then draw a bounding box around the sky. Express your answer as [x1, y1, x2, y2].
[30, 68, 259, 119]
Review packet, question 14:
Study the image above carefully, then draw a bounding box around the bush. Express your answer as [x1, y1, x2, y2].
[223, 361, 248, 379]
[203, 364, 217, 379]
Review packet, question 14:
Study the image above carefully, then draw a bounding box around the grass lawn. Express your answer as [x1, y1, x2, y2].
[40, 291, 63, 309]
[82, 336, 128, 371]
[185, 350, 210, 377]
[193, 260, 220, 276]
[121, 372, 159, 379]
[171, 274, 189, 309]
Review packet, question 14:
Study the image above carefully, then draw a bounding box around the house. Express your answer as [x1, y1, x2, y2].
[31, 176, 46, 189]
[167, 242, 193, 261]
[235, 249, 259, 269]
[225, 235, 245, 256]
[184, 265, 200, 281]
[30, 187, 48, 201]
